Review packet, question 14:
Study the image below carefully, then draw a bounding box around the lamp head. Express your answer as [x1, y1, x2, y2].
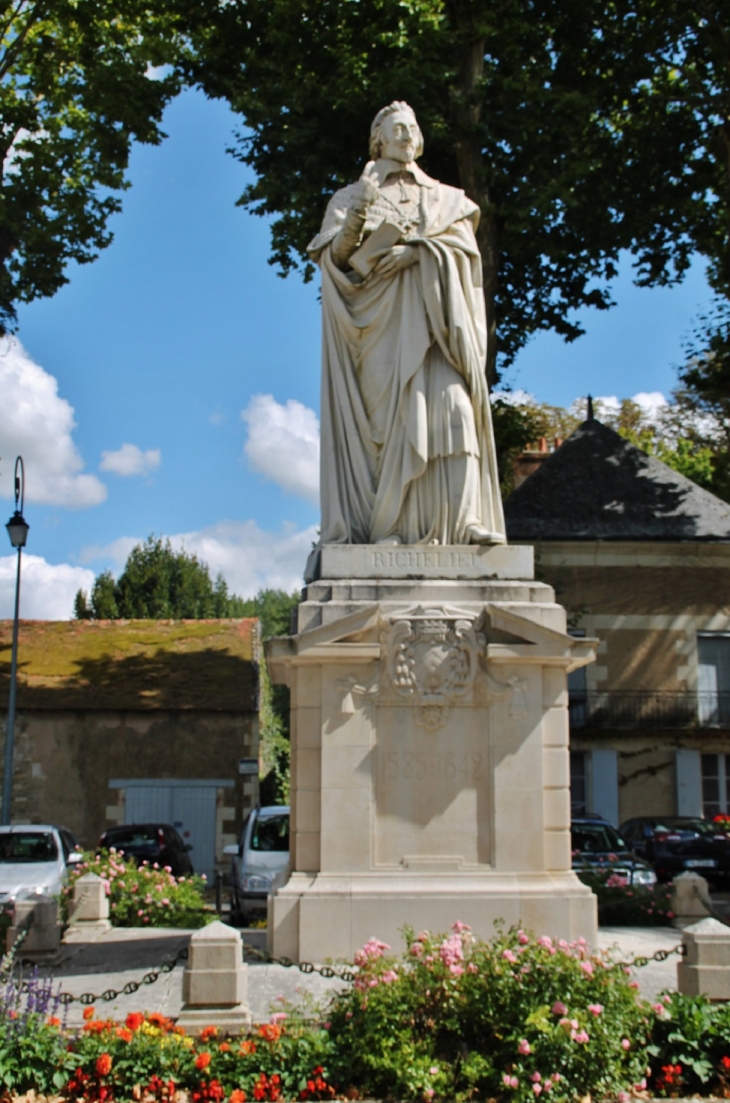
[6, 511, 29, 549]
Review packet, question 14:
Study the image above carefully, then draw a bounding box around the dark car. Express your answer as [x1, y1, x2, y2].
[98, 823, 194, 878]
[619, 816, 730, 886]
[571, 816, 657, 885]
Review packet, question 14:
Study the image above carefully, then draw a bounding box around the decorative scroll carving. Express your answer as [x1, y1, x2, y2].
[384, 606, 479, 730]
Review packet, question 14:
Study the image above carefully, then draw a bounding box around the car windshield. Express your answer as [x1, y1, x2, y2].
[0, 832, 58, 863]
[572, 823, 628, 854]
[104, 828, 158, 848]
[652, 820, 723, 838]
[251, 814, 289, 852]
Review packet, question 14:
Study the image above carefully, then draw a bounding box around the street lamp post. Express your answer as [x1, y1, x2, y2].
[3, 457, 29, 826]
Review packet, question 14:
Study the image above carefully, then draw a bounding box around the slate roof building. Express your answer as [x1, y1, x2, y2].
[0, 619, 260, 877]
[505, 417, 730, 828]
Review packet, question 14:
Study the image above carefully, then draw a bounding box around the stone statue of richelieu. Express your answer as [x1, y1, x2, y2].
[308, 101, 506, 548]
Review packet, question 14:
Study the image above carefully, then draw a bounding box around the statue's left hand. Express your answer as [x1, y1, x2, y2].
[370, 244, 418, 279]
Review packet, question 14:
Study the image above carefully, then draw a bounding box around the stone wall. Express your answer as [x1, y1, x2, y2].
[4, 708, 258, 862]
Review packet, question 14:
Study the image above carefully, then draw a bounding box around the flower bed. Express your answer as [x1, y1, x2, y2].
[63, 851, 212, 928]
[4, 925, 730, 1101]
[575, 871, 674, 926]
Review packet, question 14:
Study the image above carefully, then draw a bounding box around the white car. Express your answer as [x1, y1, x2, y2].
[224, 805, 289, 925]
[0, 825, 82, 908]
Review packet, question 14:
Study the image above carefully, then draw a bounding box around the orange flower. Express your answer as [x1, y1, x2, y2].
[83, 1007, 96, 1021]
[148, 1011, 171, 1030]
[257, 1024, 281, 1044]
[201, 1026, 218, 1041]
[126, 1012, 144, 1032]
[230, 1091, 246, 1103]
[239, 1040, 257, 1056]
[116, 1027, 133, 1042]
[218, 1042, 231, 1053]
[195, 1052, 212, 1071]
[47, 1017, 61, 1027]
[96, 1053, 113, 1077]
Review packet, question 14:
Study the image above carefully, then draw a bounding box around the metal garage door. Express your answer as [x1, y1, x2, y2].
[122, 782, 219, 880]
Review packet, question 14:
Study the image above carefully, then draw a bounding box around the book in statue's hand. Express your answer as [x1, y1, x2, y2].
[348, 221, 403, 277]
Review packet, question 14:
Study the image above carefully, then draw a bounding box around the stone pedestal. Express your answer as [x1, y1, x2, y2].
[63, 873, 112, 943]
[7, 898, 61, 956]
[671, 871, 711, 929]
[677, 917, 730, 999]
[266, 544, 598, 962]
[177, 921, 251, 1034]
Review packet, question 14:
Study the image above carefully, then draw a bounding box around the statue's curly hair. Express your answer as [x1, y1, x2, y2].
[369, 101, 424, 160]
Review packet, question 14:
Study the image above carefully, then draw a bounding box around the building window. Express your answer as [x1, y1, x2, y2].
[570, 752, 588, 816]
[697, 634, 730, 726]
[701, 753, 730, 817]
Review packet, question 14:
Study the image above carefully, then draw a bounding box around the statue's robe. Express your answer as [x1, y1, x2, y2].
[308, 158, 506, 546]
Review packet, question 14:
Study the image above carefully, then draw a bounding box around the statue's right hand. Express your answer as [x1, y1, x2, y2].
[353, 161, 380, 208]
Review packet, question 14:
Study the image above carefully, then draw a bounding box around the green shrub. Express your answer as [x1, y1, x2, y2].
[325, 924, 651, 1102]
[576, 871, 674, 925]
[62, 850, 213, 928]
[647, 990, 730, 1096]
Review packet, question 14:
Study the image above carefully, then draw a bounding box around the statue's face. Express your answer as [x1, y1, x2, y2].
[380, 110, 419, 163]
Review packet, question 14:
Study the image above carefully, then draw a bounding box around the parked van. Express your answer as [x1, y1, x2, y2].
[224, 805, 289, 925]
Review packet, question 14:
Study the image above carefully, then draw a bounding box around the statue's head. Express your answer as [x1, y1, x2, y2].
[369, 101, 424, 162]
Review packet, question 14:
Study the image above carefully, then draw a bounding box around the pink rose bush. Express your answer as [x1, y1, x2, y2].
[62, 849, 212, 928]
[326, 923, 650, 1102]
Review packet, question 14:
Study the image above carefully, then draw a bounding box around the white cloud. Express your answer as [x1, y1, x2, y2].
[99, 443, 161, 477]
[82, 520, 317, 598]
[0, 554, 95, 619]
[630, 391, 669, 420]
[0, 338, 106, 508]
[241, 394, 319, 505]
[78, 536, 140, 566]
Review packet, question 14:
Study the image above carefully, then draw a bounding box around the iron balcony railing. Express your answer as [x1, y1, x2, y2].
[569, 691, 730, 730]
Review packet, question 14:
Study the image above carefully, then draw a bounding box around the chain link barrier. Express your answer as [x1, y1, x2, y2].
[242, 942, 356, 982]
[608, 942, 686, 972]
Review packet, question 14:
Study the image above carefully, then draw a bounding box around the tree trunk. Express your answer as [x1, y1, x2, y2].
[449, 15, 499, 385]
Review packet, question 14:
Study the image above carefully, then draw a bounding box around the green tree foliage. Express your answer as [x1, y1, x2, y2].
[179, 0, 723, 381]
[73, 536, 250, 619]
[234, 588, 302, 805]
[0, 0, 182, 333]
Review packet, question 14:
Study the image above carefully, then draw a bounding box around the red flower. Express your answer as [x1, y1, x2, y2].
[96, 1053, 113, 1077]
[723, 1056, 730, 1071]
[116, 1027, 133, 1042]
[126, 1012, 144, 1032]
[83, 1006, 96, 1021]
[218, 1042, 231, 1053]
[47, 1016, 60, 1027]
[201, 1025, 218, 1041]
[230, 1092, 246, 1103]
[195, 1052, 212, 1071]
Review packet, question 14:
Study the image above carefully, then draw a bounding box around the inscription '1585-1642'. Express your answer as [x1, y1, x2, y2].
[382, 750, 484, 782]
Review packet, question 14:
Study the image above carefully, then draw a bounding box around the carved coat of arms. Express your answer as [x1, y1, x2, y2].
[385, 606, 479, 729]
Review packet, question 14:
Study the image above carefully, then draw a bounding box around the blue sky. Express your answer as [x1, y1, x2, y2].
[0, 87, 715, 617]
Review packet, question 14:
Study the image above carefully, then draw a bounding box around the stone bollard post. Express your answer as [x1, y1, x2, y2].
[671, 871, 711, 928]
[6, 898, 60, 956]
[63, 872, 112, 943]
[177, 920, 251, 1035]
[677, 917, 730, 999]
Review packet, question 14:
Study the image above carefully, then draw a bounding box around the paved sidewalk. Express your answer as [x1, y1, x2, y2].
[25, 924, 684, 1029]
